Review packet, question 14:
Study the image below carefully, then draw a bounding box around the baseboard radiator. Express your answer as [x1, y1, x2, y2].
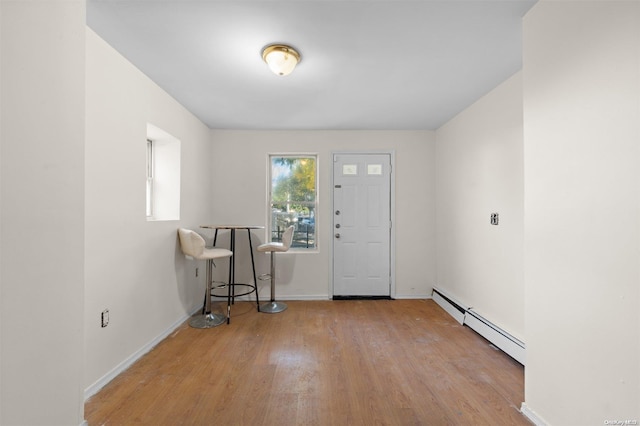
[432, 287, 525, 365]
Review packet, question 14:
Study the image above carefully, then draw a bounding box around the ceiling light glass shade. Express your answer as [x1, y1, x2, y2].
[262, 45, 301, 76]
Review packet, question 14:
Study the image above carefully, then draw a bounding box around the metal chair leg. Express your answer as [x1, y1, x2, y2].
[260, 252, 287, 313]
[190, 259, 225, 328]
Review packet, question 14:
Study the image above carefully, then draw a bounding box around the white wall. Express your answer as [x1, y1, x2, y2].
[84, 28, 213, 392]
[1, 1, 86, 424]
[209, 130, 436, 300]
[435, 72, 524, 341]
[523, 1, 640, 424]
[0, 2, 3, 420]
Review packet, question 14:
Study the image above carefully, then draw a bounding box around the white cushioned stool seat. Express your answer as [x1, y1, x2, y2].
[179, 228, 232, 260]
[257, 241, 290, 253]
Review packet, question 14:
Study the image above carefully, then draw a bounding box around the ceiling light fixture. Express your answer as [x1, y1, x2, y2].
[261, 44, 301, 76]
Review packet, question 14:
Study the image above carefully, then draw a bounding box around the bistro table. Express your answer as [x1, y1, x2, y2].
[200, 225, 264, 323]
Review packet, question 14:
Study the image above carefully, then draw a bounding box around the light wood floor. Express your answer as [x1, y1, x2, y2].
[85, 299, 529, 425]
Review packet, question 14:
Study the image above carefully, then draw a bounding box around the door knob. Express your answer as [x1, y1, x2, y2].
[335, 233, 341, 239]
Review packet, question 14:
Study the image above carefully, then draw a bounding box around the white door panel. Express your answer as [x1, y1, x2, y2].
[333, 153, 391, 296]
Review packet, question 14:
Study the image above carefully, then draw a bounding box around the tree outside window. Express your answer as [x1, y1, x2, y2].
[269, 155, 317, 249]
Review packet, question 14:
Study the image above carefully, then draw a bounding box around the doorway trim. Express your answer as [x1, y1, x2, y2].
[330, 150, 396, 298]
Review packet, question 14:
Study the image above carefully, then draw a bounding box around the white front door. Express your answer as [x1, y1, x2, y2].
[333, 153, 392, 297]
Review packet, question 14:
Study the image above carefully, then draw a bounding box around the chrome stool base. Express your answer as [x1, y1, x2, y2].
[260, 301, 287, 314]
[257, 226, 294, 316]
[189, 313, 226, 328]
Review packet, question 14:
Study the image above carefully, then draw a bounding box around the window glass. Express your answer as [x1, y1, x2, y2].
[146, 139, 154, 218]
[146, 123, 180, 221]
[269, 155, 317, 249]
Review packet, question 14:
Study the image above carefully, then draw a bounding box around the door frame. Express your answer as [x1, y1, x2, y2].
[330, 150, 396, 298]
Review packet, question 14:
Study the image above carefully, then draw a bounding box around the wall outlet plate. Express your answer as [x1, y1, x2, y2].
[101, 309, 109, 327]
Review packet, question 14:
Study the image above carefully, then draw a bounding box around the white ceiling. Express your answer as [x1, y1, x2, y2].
[87, 0, 536, 131]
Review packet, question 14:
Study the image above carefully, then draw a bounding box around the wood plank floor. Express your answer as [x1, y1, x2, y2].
[85, 299, 529, 425]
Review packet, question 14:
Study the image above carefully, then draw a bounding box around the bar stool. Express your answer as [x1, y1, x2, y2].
[257, 225, 294, 313]
[178, 228, 232, 328]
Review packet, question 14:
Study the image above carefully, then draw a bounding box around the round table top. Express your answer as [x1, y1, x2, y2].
[200, 225, 264, 230]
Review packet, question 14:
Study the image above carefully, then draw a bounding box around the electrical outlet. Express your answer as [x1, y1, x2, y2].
[490, 213, 499, 225]
[195, 267, 199, 277]
[101, 309, 109, 328]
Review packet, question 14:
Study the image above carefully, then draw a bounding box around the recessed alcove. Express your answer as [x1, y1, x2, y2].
[146, 123, 181, 221]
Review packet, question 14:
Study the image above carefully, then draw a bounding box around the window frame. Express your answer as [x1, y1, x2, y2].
[267, 153, 319, 252]
[146, 138, 154, 219]
[146, 123, 181, 221]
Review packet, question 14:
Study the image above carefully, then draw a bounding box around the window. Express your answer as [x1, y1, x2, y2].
[146, 139, 154, 218]
[268, 155, 317, 250]
[146, 123, 181, 221]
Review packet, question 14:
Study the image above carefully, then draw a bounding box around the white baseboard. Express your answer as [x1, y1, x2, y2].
[272, 294, 331, 301]
[431, 287, 525, 365]
[393, 294, 432, 300]
[464, 309, 525, 365]
[521, 403, 548, 426]
[432, 289, 466, 324]
[84, 306, 198, 401]
[230, 294, 433, 301]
